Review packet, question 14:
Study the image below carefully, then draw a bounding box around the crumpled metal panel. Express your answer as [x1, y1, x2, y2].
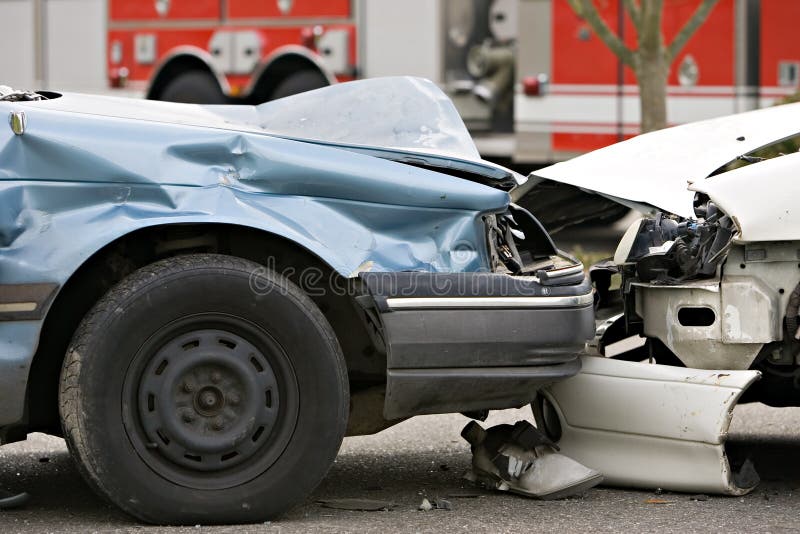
[0, 106, 509, 282]
[12, 77, 521, 187]
[249, 76, 481, 160]
[0, 85, 510, 426]
[690, 150, 800, 242]
[20, 77, 482, 161]
[532, 101, 800, 218]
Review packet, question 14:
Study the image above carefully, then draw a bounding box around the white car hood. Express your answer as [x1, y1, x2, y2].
[531, 102, 800, 219]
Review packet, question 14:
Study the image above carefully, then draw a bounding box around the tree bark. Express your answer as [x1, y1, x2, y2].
[636, 0, 667, 133]
[636, 54, 669, 133]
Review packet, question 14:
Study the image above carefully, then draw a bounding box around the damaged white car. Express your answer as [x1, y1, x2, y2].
[524, 102, 800, 496]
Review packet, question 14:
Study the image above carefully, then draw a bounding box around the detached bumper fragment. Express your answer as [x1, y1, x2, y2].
[461, 420, 603, 499]
[533, 355, 761, 496]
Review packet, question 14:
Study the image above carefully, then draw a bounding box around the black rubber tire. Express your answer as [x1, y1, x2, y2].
[59, 254, 348, 525]
[270, 70, 329, 100]
[159, 70, 227, 104]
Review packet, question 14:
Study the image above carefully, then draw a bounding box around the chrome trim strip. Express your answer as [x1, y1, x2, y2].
[543, 264, 584, 278]
[385, 292, 594, 310]
[0, 302, 37, 313]
[0, 283, 60, 321]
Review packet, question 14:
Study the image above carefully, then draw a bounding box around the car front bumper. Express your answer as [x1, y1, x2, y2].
[360, 272, 595, 419]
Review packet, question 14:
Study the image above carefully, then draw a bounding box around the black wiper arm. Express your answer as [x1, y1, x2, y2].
[737, 154, 766, 163]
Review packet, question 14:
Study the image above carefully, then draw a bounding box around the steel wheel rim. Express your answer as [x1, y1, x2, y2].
[122, 313, 299, 490]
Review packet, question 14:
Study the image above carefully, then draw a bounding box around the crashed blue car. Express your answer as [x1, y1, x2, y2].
[0, 77, 593, 524]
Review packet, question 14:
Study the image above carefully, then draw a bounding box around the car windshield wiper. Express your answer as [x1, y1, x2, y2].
[737, 154, 766, 164]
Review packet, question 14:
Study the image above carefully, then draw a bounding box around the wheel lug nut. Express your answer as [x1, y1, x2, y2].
[182, 411, 196, 423]
[182, 381, 194, 393]
[210, 372, 221, 384]
[228, 393, 240, 405]
[201, 392, 215, 406]
[212, 417, 224, 430]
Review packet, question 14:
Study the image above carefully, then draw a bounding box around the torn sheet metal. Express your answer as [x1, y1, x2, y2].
[529, 101, 800, 218]
[689, 150, 800, 243]
[533, 355, 761, 496]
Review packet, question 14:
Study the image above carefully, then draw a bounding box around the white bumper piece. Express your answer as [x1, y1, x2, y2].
[534, 355, 761, 496]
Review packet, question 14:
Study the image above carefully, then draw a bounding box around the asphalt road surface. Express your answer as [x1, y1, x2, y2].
[1, 403, 800, 533]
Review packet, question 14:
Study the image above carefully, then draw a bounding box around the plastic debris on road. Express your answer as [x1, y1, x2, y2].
[317, 498, 397, 511]
[461, 420, 603, 499]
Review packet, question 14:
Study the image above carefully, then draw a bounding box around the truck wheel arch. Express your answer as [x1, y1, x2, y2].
[147, 48, 229, 101]
[246, 47, 335, 104]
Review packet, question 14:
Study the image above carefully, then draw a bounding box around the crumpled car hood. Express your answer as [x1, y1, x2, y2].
[21, 76, 520, 189]
[1, 77, 513, 280]
[528, 102, 800, 219]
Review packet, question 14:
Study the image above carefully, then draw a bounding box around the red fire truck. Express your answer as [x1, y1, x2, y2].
[107, 0, 800, 164]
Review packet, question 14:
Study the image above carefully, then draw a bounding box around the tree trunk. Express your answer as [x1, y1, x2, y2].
[567, 0, 719, 136]
[636, 53, 669, 133]
[635, 0, 668, 134]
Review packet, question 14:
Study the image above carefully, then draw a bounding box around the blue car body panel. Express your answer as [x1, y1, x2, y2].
[0, 79, 514, 427]
[0, 77, 594, 431]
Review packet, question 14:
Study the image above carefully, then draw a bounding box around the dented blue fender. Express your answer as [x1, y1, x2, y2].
[0, 78, 511, 426]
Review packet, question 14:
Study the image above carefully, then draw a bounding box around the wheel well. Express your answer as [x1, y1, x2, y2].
[147, 55, 222, 100]
[27, 223, 384, 435]
[247, 53, 329, 104]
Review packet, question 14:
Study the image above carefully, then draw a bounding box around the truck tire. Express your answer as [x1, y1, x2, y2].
[159, 70, 227, 104]
[270, 70, 328, 100]
[59, 254, 348, 524]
